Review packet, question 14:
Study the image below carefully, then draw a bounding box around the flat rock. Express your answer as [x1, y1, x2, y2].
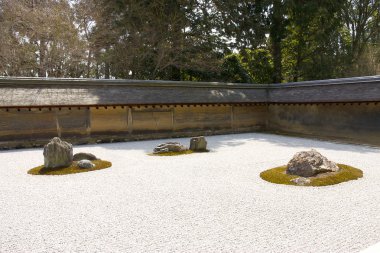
[291, 177, 311, 185]
[77, 159, 95, 169]
[43, 137, 73, 169]
[73, 152, 99, 161]
[287, 149, 339, 177]
[153, 142, 187, 154]
[189, 136, 207, 151]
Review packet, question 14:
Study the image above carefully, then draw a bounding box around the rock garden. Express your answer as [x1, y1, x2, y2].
[260, 149, 363, 186]
[1, 133, 378, 253]
[28, 137, 112, 175]
[151, 136, 209, 156]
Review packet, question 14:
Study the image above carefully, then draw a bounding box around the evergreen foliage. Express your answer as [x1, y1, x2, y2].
[1, 0, 379, 82]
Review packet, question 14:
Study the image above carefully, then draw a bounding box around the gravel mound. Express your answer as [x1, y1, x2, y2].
[0, 133, 379, 253]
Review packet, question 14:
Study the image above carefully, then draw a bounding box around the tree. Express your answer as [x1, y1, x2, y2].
[341, 0, 380, 75]
[220, 54, 253, 83]
[214, 0, 268, 49]
[72, 0, 98, 78]
[240, 48, 273, 83]
[281, 0, 345, 81]
[269, 0, 287, 83]
[92, 0, 224, 80]
[0, 0, 86, 77]
[2, 0, 380, 82]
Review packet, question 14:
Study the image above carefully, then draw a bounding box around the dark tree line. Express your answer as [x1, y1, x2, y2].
[1, 0, 380, 83]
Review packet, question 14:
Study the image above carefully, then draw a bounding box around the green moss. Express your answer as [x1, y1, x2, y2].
[27, 160, 112, 175]
[193, 149, 210, 153]
[260, 164, 363, 187]
[149, 150, 194, 156]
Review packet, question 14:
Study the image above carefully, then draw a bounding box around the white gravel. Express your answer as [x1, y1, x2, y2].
[0, 133, 380, 253]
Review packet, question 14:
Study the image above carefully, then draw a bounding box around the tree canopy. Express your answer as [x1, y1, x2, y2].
[1, 0, 380, 83]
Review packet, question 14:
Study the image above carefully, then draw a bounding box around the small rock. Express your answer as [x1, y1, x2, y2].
[189, 136, 208, 152]
[43, 137, 73, 169]
[158, 148, 169, 153]
[73, 152, 99, 161]
[77, 159, 95, 169]
[287, 149, 339, 177]
[291, 177, 311, 186]
[153, 142, 187, 154]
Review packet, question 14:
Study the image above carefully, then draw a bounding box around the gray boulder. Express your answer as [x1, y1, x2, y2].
[43, 137, 73, 169]
[189, 136, 207, 152]
[77, 159, 95, 169]
[153, 142, 187, 154]
[73, 152, 99, 161]
[287, 149, 339, 177]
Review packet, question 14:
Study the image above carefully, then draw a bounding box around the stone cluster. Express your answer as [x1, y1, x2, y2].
[286, 149, 340, 185]
[153, 136, 208, 154]
[43, 137, 99, 169]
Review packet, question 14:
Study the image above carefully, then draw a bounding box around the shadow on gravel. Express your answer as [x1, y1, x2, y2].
[6, 132, 377, 155]
[207, 132, 380, 154]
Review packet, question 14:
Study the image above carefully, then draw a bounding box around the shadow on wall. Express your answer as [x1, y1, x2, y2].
[86, 83, 258, 106]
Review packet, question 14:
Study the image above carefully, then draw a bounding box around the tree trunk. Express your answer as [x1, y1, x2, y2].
[105, 62, 110, 79]
[270, 0, 284, 83]
[86, 49, 92, 78]
[38, 39, 46, 77]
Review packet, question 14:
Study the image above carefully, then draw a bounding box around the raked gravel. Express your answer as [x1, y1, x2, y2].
[0, 133, 379, 253]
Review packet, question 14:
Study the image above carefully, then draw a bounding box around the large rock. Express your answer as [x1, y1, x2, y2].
[153, 142, 187, 154]
[189, 136, 207, 152]
[287, 149, 339, 177]
[73, 152, 99, 161]
[43, 137, 73, 169]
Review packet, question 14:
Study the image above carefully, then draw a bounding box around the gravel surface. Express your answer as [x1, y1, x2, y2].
[0, 133, 379, 253]
[362, 242, 380, 252]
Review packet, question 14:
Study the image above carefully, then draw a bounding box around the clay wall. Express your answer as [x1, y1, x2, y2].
[1, 76, 380, 148]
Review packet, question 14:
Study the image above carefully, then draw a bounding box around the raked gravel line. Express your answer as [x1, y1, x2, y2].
[0, 133, 379, 253]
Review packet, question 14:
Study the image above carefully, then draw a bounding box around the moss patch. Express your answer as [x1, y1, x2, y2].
[28, 160, 112, 175]
[193, 149, 210, 153]
[260, 164, 363, 187]
[149, 150, 194, 156]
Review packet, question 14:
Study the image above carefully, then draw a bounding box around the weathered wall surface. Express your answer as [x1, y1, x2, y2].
[0, 78, 268, 106]
[268, 76, 380, 103]
[0, 105, 267, 148]
[267, 103, 380, 146]
[2, 76, 380, 148]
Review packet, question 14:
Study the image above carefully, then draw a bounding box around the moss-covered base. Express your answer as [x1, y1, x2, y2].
[260, 164, 363, 186]
[149, 149, 211, 156]
[28, 160, 112, 175]
[193, 149, 210, 153]
[149, 150, 194, 156]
